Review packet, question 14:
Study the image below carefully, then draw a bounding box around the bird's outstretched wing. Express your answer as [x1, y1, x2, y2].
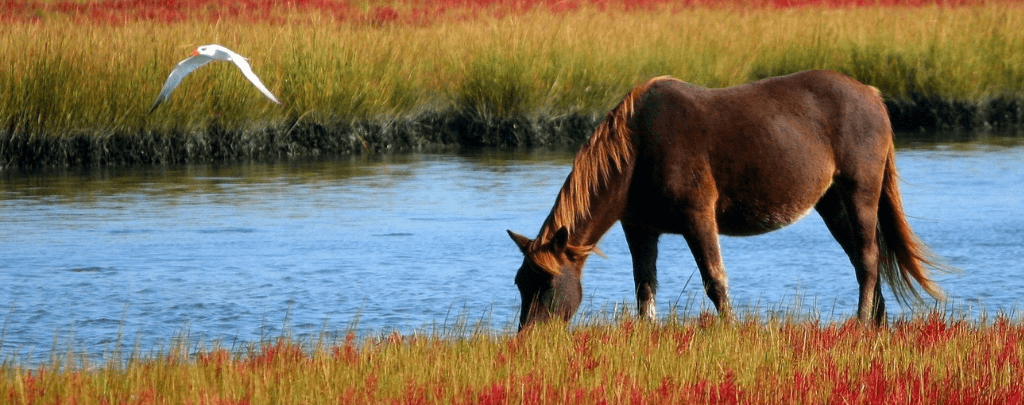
[148, 55, 214, 114]
[226, 53, 281, 105]
[148, 45, 281, 114]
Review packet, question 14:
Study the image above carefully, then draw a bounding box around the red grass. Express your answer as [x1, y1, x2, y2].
[447, 358, 1024, 405]
[5, 314, 1024, 404]
[0, 0, 997, 25]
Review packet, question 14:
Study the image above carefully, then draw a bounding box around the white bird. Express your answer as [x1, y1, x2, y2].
[149, 44, 281, 114]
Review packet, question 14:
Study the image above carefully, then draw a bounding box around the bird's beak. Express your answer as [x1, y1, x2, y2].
[190, 49, 200, 57]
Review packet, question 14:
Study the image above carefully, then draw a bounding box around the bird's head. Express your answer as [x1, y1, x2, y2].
[192, 45, 230, 60]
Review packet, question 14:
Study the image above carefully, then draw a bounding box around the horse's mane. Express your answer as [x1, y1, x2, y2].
[527, 77, 671, 275]
[550, 76, 670, 234]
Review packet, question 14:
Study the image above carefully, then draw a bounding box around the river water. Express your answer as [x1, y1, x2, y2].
[2, 136, 1023, 364]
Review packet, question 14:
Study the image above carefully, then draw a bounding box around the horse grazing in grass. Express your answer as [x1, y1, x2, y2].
[508, 70, 945, 329]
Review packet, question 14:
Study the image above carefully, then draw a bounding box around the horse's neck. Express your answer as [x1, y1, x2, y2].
[539, 99, 638, 249]
[541, 168, 631, 248]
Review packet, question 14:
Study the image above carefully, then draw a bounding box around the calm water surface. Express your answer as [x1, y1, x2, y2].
[2, 137, 1023, 363]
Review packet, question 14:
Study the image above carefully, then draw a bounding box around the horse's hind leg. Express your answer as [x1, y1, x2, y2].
[815, 184, 884, 324]
[623, 224, 660, 321]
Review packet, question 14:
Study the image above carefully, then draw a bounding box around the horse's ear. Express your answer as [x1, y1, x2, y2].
[507, 230, 532, 254]
[551, 227, 570, 253]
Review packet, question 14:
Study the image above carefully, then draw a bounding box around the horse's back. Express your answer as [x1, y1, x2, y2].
[628, 71, 893, 235]
[724, 70, 890, 155]
[645, 70, 888, 142]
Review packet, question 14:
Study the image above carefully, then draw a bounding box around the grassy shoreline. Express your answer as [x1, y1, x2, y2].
[3, 311, 1022, 404]
[3, 1, 1024, 168]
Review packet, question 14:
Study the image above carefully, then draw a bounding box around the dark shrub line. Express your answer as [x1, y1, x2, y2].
[2, 98, 1022, 169]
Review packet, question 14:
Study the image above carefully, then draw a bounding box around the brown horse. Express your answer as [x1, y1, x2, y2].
[508, 70, 945, 329]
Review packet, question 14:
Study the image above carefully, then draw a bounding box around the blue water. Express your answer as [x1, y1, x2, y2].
[1, 138, 1023, 364]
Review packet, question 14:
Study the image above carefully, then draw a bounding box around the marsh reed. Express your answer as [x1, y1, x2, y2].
[2, 308, 1022, 404]
[3, 0, 1024, 167]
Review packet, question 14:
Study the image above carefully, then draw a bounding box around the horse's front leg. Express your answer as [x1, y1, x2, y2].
[623, 223, 659, 321]
[681, 213, 732, 318]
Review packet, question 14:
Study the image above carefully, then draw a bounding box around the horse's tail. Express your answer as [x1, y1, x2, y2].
[876, 144, 947, 305]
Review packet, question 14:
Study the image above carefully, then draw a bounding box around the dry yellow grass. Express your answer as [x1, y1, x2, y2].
[2, 2, 1022, 164]
[3, 311, 1022, 404]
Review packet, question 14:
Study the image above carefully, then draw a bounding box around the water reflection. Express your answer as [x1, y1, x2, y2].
[1, 136, 1023, 365]
[895, 129, 1024, 150]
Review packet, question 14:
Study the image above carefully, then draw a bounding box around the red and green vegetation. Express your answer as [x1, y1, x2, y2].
[4, 2, 1021, 402]
[3, 311, 1023, 404]
[2, 0, 1023, 166]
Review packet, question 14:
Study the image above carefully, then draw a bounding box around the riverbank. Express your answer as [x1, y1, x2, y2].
[4, 103, 1023, 168]
[3, 311, 1022, 404]
[3, 0, 1023, 168]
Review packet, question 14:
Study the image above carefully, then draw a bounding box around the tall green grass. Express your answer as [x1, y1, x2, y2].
[3, 4, 1024, 166]
[3, 309, 1023, 404]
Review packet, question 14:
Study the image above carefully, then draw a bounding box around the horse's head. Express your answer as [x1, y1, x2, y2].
[507, 227, 589, 331]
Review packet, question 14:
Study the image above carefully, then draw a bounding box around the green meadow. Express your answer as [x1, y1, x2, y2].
[3, 310, 1022, 404]
[2, 6, 1023, 403]
[2, 2, 1024, 167]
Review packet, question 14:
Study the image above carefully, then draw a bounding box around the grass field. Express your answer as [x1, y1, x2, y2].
[2, 310, 1022, 404]
[2, 0, 1024, 167]
[3, 2, 1021, 402]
